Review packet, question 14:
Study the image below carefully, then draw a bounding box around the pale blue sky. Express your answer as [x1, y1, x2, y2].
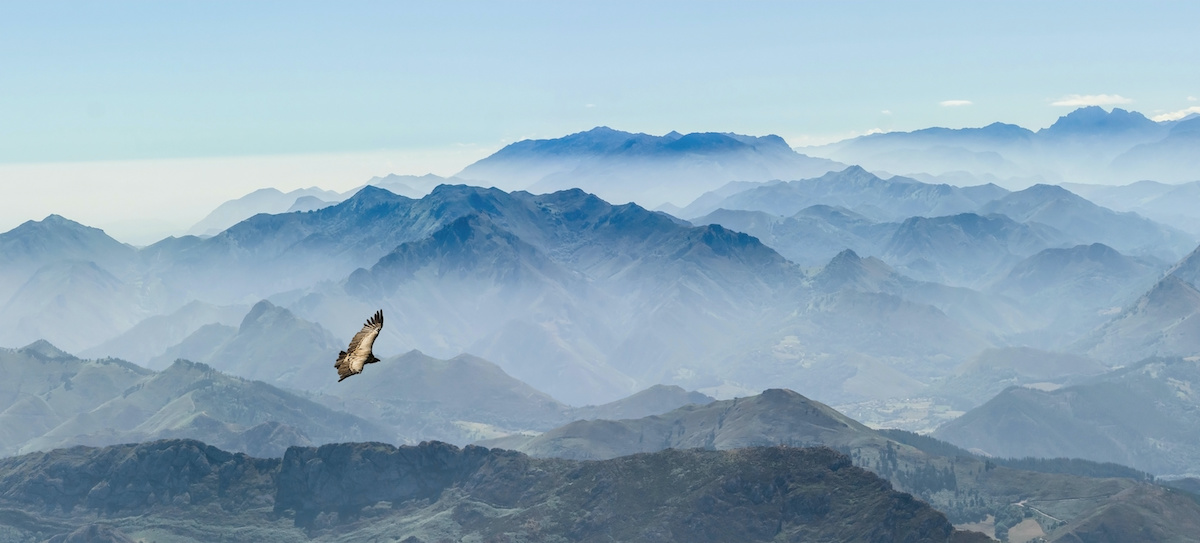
[3, 1, 1199, 164]
[2, 1, 1199, 243]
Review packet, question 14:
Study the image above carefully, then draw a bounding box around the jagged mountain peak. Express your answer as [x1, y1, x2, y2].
[1041, 106, 1159, 137]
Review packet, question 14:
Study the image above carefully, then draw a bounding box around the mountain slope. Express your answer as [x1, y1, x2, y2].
[1063, 180, 1200, 236]
[979, 184, 1195, 259]
[19, 358, 393, 457]
[571, 384, 715, 421]
[482, 388, 874, 460]
[316, 349, 571, 444]
[990, 243, 1163, 338]
[1112, 116, 1200, 183]
[0, 341, 151, 456]
[0, 261, 149, 353]
[202, 300, 343, 390]
[934, 357, 1200, 477]
[79, 300, 249, 365]
[928, 347, 1108, 412]
[1076, 274, 1200, 363]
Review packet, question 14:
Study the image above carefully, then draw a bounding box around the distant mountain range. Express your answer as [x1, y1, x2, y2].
[803, 106, 1198, 185]
[4, 180, 1190, 410]
[685, 166, 1194, 262]
[456, 126, 844, 208]
[1, 146, 1196, 433]
[186, 186, 343, 237]
[687, 167, 1189, 295]
[679, 165, 1005, 221]
[1063, 178, 1200, 236]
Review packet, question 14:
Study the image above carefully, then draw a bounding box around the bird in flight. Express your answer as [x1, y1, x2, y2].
[335, 309, 383, 382]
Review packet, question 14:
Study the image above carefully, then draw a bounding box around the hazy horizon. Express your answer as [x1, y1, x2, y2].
[4, 1, 1200, 243]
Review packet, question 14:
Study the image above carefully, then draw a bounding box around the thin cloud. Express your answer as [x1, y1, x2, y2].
[1151, 106, 1200, 122]
[881, 110, 892, 115]
[1051, 94, 1133, 107]
[1189, 96, 1197, 102]
[939, 100, 973, 107]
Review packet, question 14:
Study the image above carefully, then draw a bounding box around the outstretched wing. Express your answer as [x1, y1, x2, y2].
[347, 309, 383, 356]
[334, 310, 383, 381]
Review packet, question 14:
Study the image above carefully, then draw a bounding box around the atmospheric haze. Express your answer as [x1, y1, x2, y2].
[3, 2, 1200, 542]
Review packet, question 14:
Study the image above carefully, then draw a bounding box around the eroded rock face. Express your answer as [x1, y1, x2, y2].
[272, 441, 976, 542]
[0, 439, 984, 542]
[274, 441, 500, 523]
[0, 439, 275, 514]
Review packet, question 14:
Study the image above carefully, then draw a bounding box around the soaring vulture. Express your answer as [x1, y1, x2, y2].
[335, 310, 383, 382]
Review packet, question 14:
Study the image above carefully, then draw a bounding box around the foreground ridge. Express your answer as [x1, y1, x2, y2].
[0, 438, 987, 542]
